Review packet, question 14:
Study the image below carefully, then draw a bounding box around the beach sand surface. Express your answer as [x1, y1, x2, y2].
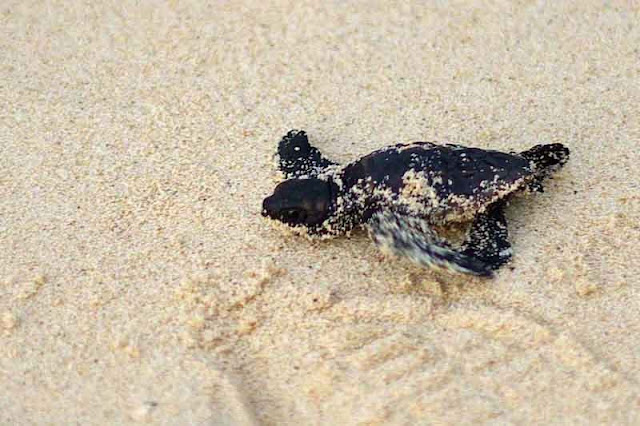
[2, 0, 640, 424]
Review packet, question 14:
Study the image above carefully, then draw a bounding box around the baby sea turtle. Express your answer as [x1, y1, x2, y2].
[262, 130, 570, 277]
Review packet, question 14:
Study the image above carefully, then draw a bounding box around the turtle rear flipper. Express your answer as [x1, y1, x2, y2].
[277, 130, 338, 178]
[461, 202, 512, 271]
[366, 211, 493, 277]
[520, 143, 570, 172]
[519, 143, 570, 192]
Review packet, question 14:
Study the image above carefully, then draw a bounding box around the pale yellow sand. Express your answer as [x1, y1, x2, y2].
[2, 0, 640, 424]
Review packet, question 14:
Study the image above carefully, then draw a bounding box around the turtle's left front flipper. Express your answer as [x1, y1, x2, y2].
[277, 130, 338, 179]
[366, 211, 493, 277]
[461, 202, 512, 271]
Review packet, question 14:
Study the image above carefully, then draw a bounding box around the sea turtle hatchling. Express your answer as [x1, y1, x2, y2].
[262, 130, 570, 277]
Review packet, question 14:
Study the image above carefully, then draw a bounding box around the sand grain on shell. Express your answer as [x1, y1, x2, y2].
[2, 0, 640, 424]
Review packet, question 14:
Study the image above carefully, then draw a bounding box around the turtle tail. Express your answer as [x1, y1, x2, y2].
[520, 143, 570, 192]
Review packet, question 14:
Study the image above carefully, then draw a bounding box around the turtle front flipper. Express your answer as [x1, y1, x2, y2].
[461, 202, 512, 271]
[366, 211, 493, 277]
[277, 130, 338, 179]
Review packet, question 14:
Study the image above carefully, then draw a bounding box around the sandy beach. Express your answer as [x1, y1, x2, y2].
[2, 0, 640, 424]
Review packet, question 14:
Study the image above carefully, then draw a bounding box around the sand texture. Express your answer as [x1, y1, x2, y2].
[2, 0, 640, 424]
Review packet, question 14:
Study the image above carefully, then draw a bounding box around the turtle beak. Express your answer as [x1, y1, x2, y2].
[262, 196, 276, 218]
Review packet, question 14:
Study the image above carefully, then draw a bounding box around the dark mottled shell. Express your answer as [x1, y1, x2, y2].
[340, 142, 535, 222]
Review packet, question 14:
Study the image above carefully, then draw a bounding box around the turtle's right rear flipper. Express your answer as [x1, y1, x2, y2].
[461, 202, 512, 271]
[520, 143, 570, 192]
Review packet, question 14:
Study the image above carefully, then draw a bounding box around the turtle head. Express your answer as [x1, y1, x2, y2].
[262, 178, 335, 230]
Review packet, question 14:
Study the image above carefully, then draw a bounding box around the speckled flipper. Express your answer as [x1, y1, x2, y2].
[461, 203, 512, 271]
[366, 211, 493, 277]
[277, 130, 338, 178]
[519, 143, 570, 193]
